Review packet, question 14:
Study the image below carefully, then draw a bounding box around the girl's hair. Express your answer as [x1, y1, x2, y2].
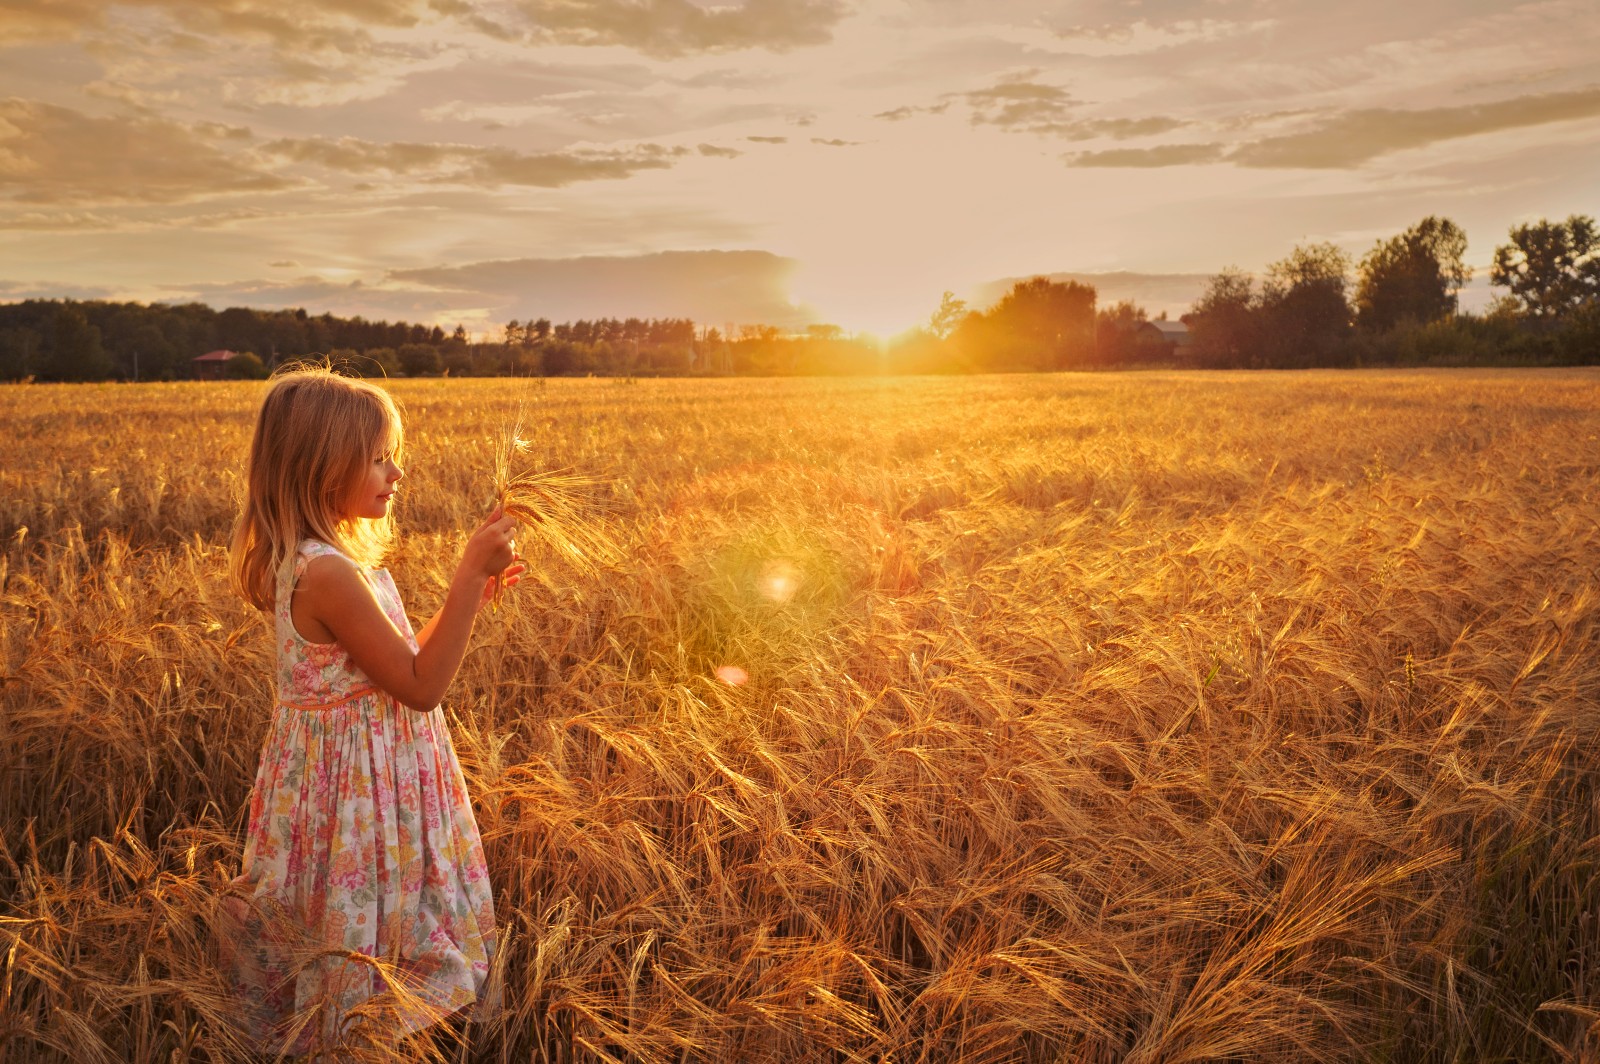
[230, 365, 404, 611]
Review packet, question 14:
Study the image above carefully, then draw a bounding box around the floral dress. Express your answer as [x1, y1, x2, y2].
[226, 538, 496, 1052]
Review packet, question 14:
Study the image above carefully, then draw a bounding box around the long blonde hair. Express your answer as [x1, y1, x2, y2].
[230, 365, 404, 611]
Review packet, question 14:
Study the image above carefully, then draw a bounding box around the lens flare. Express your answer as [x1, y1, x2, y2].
[759, 559, 800, 604]
[714, 665, 749, 686]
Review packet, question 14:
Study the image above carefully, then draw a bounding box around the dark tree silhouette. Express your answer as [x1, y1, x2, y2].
[1185, 268, 1258, 368]
[1356, 216, 1469, 332]
[1491, 214, 1600, 320]
[1261, 242, 1352, 367]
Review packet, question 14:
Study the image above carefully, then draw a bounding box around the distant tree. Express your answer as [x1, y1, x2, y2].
[1261, 242, 1352, 366]
[363, 346, 400, 377]
[1185, 268, 1258, 367]
[541, 340, 578, 376]
[398, 343, 441, 377]
[531, 317, 552, 341]
[42, 304, 110, 380]
[122, 322, 180, 380]
[509, 343, 543, 376]
[503, 320, 522, 346]
[1491, 214, 1600, 319]
[929, 291, 967, 340]
[1094, 300, 1149, 365]
[978, 277, 1097, 371]
[1356, 216, 1470, 331]
[0, 325, 41, 379]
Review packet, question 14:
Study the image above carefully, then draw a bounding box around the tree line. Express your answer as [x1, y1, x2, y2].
[2, 213, 1596, 382]
[1183, 214, 1600, 368]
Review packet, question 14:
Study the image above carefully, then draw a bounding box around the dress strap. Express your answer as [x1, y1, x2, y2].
[289, 538, 355, 585]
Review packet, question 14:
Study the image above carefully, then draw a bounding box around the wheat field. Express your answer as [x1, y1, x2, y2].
[1, 370, 1597, 1063]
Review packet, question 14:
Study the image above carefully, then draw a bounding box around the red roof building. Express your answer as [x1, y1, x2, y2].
[192, 349, 241, 380]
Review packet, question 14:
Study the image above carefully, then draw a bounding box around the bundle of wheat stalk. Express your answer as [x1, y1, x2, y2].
[489, 430, 618, 603]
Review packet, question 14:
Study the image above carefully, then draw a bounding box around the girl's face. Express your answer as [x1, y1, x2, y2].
[344, 431, 403, 521]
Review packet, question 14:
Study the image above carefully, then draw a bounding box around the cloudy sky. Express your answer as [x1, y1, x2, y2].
[2, 0, 1597, 335]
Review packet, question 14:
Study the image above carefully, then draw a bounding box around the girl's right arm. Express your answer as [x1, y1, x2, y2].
[295, 512, 519, 713]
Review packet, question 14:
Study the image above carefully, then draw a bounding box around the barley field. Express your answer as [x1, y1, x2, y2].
[2, 370, 1598, 1063]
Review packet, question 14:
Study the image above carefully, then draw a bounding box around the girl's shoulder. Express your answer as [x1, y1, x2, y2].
[282, 538, 359, 593]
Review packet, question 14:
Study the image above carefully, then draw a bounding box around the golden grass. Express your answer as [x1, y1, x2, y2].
[2, 370, 1598, 1062]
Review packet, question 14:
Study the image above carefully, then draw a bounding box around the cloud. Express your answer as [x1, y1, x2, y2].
[944, 78, 1182, 141]
[745, 135, 788, 143]
[1, 1, 482, 111]
[0, 0, 853, 73]
[872, 101, 951, 122]
[389, 249, 818, 326]
[159, 274, 466, 323]
[507, 0, 848, 57]
[0, 211, 123, 231]
[1053, 84, 1600, 169]
[0, 98, 292, 206]
[959, 75, 1078, 132]
[0, 0, 90, 43]
[0, 278, 119, 300]
[262, 134, 691, 187]
[1055, 16, 1265, 50]
[810, 137, 862, 146]
[1061, 87, 1600, 169]
[697, 143, 743, 158]
[1230, 85, 1600, 168]
[1060, 116, 1185, 141]
[0, 0, 432, 48]
[1065, 143, 1225, 167]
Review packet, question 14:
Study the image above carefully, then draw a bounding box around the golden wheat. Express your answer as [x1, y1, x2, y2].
[1, 370, 1597, 1062]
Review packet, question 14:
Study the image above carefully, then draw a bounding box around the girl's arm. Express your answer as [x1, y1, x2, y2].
[295, 512, 520, 712]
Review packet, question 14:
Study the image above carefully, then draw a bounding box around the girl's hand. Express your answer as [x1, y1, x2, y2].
[479, 558, 527, 610]
[459, 509, 520, 583]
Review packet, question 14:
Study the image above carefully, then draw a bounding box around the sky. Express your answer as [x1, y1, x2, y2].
[2, 0, 1598, 336]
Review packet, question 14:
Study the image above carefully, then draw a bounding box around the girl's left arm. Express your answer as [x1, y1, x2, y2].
[415, 561, 525, 649]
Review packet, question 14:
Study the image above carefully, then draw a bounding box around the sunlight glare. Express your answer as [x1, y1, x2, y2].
[759, 559, 801, 604]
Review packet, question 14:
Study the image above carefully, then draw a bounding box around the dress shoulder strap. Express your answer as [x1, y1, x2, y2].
[298, 538, 349, 563]
[276, 538, 352, 604]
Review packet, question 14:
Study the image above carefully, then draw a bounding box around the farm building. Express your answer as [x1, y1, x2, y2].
[191, 350, 241, 380]
[1137, 320, 1193, 357]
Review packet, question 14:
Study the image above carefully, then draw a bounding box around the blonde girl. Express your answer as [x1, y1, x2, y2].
[224, 366, 521, 1052]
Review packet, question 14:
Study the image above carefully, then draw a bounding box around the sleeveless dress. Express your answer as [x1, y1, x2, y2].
[225, 538, 496, 1052]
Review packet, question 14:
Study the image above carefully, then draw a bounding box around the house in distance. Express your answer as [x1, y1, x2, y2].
[191, 350, 242, 380]
[1137, 321, 1193, 359]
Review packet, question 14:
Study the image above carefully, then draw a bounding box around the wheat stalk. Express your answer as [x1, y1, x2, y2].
[489, 425, 619, 605]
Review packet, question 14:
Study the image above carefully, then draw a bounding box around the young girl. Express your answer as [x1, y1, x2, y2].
[224, 366, 522, 1052]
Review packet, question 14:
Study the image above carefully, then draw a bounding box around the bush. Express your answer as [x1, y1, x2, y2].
[1556, 300, 1600, 364]
[222, 351, 269, 379]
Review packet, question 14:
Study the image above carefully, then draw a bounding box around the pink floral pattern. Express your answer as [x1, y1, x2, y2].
[225, 539, 496, 1053]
